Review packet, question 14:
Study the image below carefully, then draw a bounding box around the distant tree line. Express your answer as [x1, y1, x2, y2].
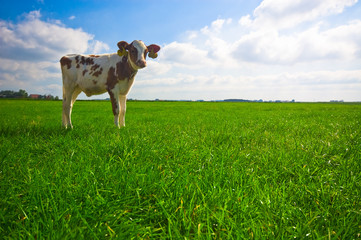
[0, 89, 59, 100]
[0, 89, 28, 98]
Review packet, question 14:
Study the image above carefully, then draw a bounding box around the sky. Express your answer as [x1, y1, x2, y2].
[0, 0, 361, 101]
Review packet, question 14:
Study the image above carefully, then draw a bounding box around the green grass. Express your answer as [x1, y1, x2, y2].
[1, 99, 361, 239]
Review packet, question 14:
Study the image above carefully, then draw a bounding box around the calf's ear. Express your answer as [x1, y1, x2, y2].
[117, 41, 129, 57]
[147, 44, 161, 59]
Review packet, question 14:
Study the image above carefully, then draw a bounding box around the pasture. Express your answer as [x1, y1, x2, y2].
[0, 99, 360, 239]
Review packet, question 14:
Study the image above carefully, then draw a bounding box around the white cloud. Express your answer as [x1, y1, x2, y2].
[160, 41, 213, 68]
[201, 18, 232, 35]
[251, 0, 358, 29]
[132, 69, 361, 101]
[0, 10, 109, 96]
[0, 10, 109, 61]
[0, 57, 62, 96]
[89, 40, 111, 54]
[132, 0, 361, 101]
[141, 61, 172, 77]
[232, 19, 361, 64]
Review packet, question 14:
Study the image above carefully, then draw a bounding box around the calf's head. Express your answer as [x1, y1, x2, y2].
[117, 40, 161, 70]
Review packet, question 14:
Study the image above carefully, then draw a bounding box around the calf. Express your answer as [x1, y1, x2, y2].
[60, 40, 160, 128]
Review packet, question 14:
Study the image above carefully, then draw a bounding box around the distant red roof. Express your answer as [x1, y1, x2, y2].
[29, 94, 41, 99]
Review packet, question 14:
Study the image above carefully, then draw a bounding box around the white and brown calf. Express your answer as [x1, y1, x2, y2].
[60, 40, 160, 128]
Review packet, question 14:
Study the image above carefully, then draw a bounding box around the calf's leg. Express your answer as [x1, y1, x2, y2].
[108, 90, 120, 128]
[62, 93, 72, 128]
[119, 95, 127, 127]
[62, 86, 81, 129]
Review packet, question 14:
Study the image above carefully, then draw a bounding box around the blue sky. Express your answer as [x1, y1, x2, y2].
[0, 0, 261, 45]
[1, 0, 361, 101]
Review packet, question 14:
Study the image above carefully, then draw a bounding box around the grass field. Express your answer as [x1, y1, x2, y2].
[1, 99, 360, 239]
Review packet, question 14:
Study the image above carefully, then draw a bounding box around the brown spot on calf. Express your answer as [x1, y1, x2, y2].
[80, 56, 95, 65]
[106, 58, 137, 98]
[116, 58, 137, 81]
[91, 64, 100, 71]
[92, 69, 103, 77]
[128, 45, 138, 65]
[106, 67, 117, 91]
[86, 58, 94, 65]
[108, 89, 118, 115]
[60, 57, 72, 69]
[89, 64, 103, 77]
